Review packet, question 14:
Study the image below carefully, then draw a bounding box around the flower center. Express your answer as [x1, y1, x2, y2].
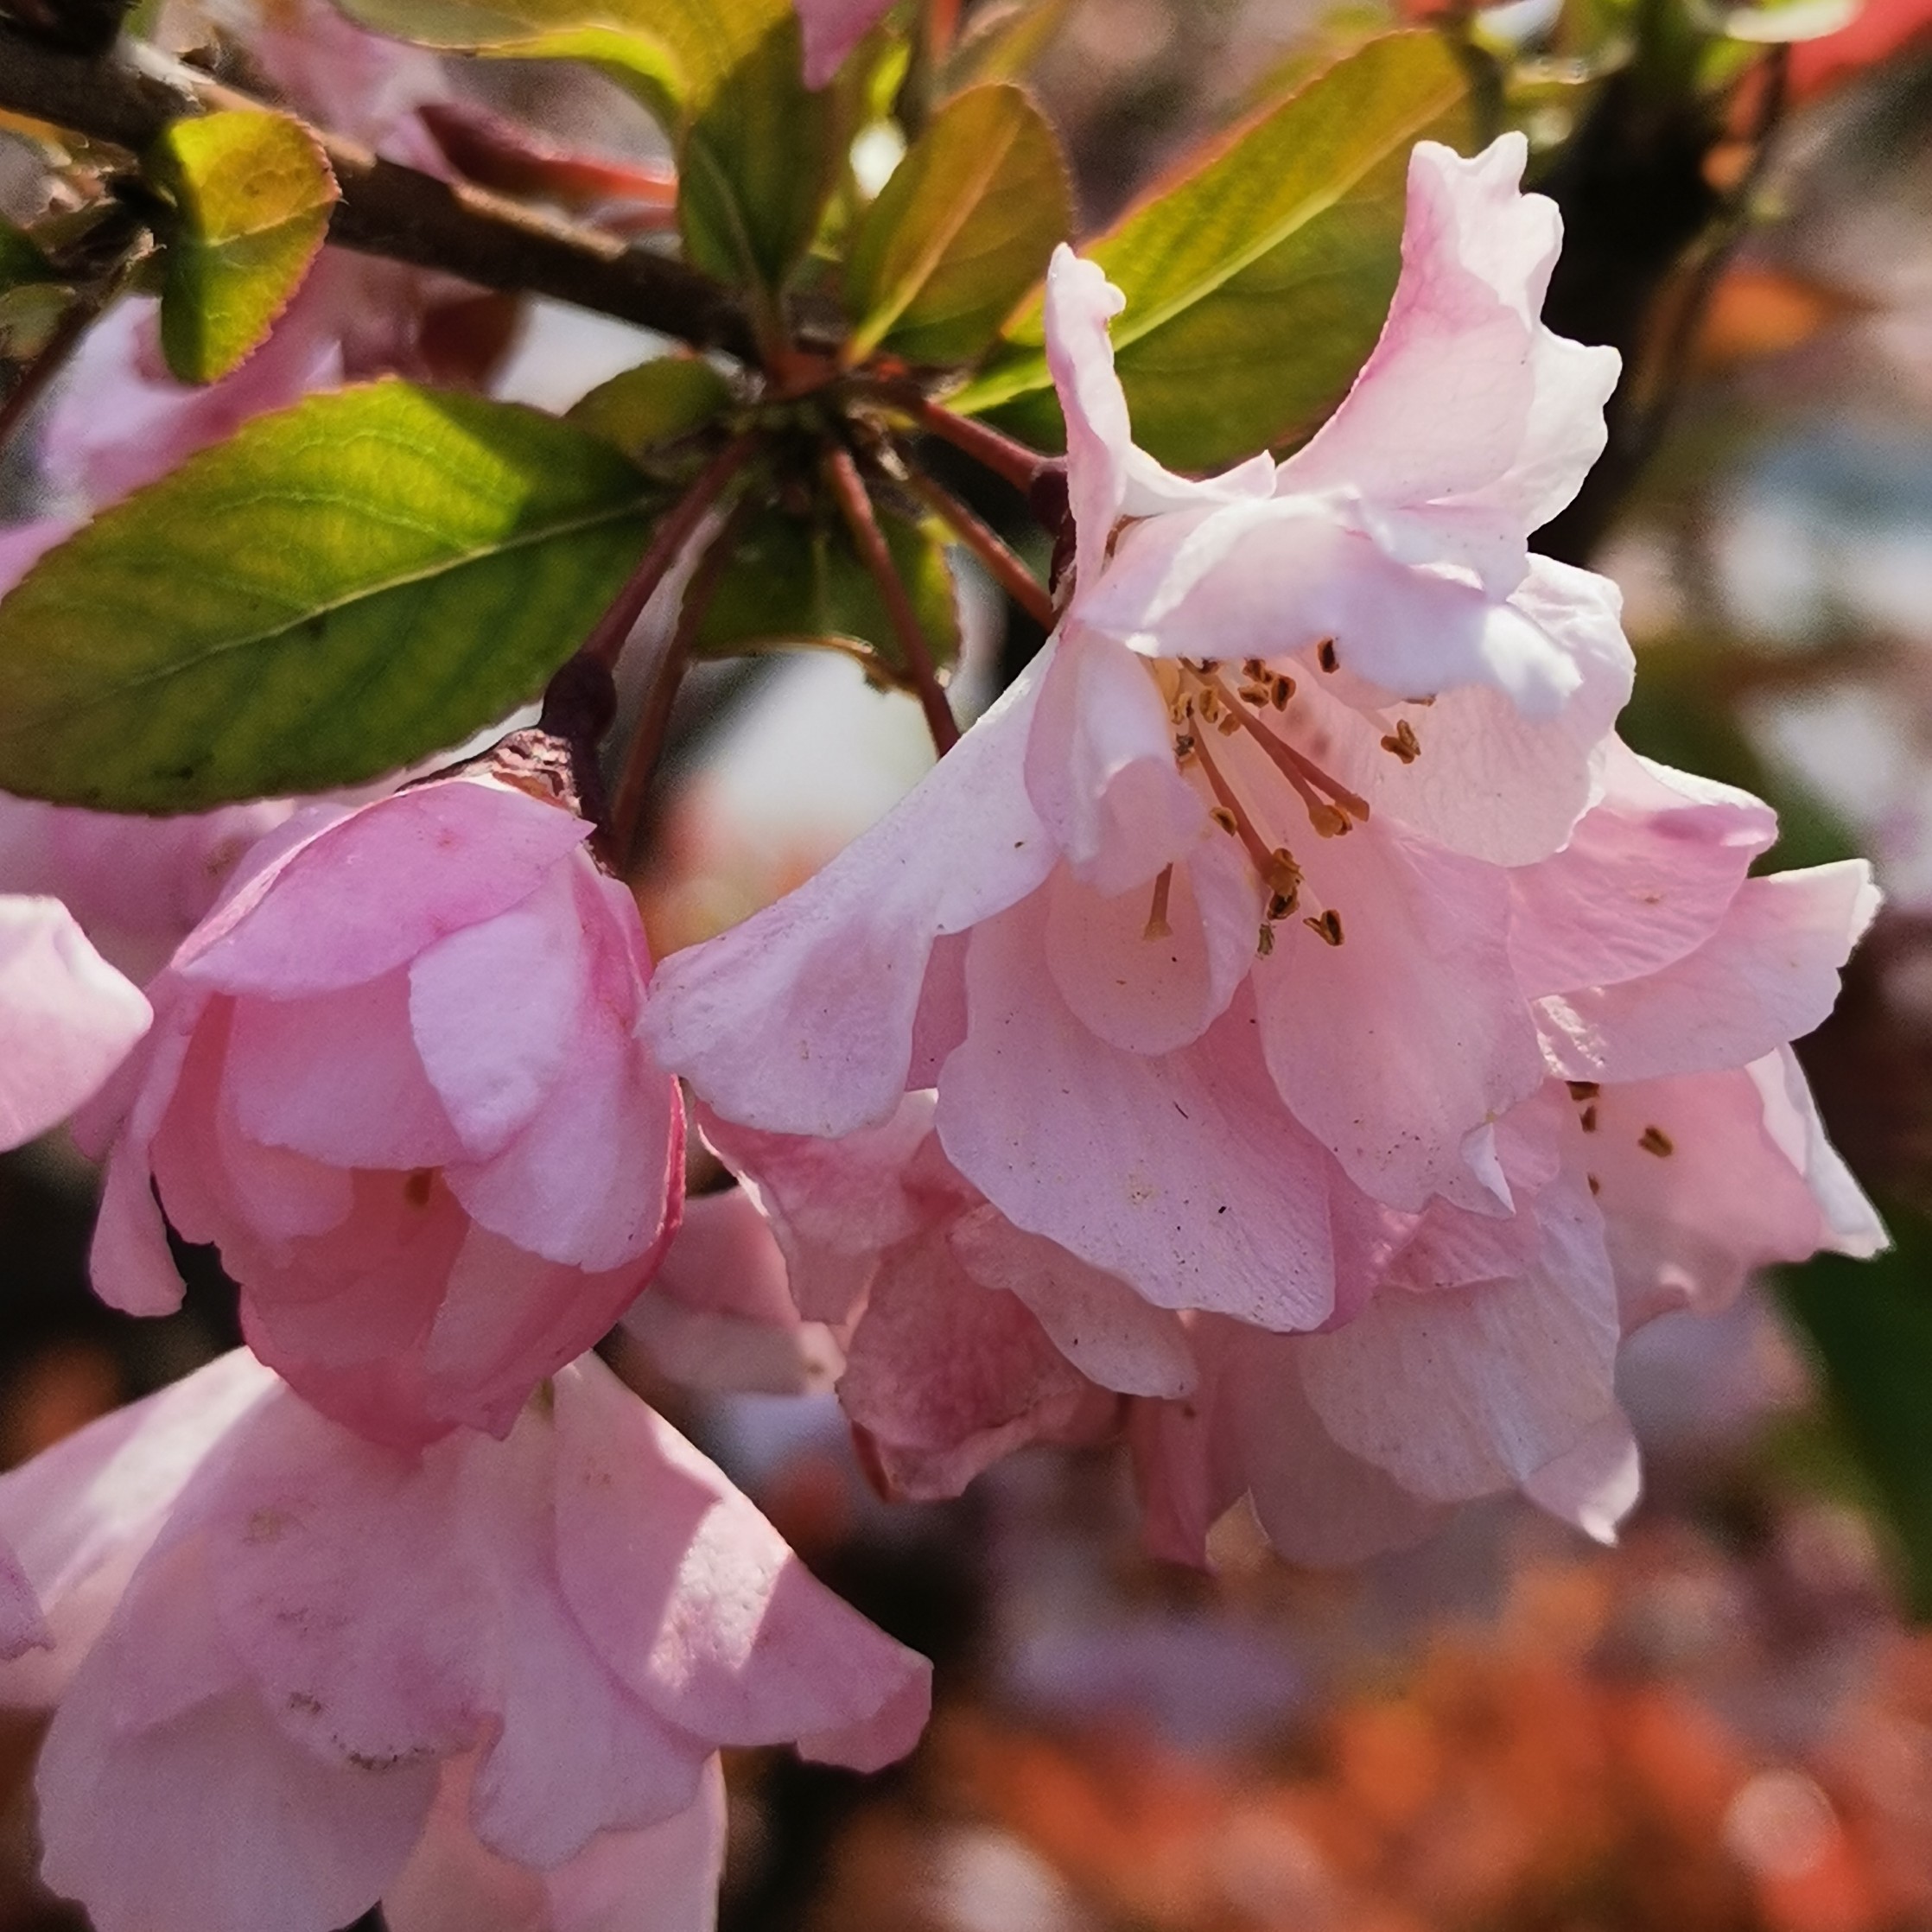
[1148, 653, 1430, 956]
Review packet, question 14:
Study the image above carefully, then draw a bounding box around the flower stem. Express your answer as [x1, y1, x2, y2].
[608, 499, 751, 873]
[904, 468, 1057, 631]
[580, 434, 759, 676]
[858, 378, 1050, 495]
[823, 444, 960, 756]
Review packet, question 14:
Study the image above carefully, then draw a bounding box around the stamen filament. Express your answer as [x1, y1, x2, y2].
[1144, 865, 1174, 940]
[1192, 730, 1278, 880]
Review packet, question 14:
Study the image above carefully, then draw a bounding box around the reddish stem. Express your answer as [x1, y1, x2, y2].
[861, 379, 1050, 494]
[905, 467, 1057, 631]
[607, 499, 750, 871]
[580, 433, 759, 674]
[822, 444, 960, 755]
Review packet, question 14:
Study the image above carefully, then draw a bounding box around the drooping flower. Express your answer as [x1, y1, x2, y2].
[0, 896, 149, 1153]
[0, 1349, 931, 1932]
[648, 135, 1637, 1336]
[83, 765, 683, 1448]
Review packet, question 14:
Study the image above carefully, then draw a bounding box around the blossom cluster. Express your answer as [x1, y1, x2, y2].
[0, 11, 1884, 1927]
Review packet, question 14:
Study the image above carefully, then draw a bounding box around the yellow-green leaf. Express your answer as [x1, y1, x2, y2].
[0, 382, 661, 811]
[677, 13, 840, 304]
[567, 353, 734, 457]
[950, 32, 1477, 473]
[153, 109, 340, 384]
[330, 0, 788, 125]
[844, 83, 1070, 365]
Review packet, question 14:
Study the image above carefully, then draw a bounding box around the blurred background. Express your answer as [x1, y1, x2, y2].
[8, 0, 1932, 1924]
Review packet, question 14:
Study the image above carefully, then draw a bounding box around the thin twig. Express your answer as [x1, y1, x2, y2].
[0, 235, 146, 459]
[0, 24, 757, 358]
[579, 434, 760, 674]
[609, 499, 751, 871]
[858, 378, 1048, 493]
[903, 467, 1057, 630]
[0, 294, 95, 458]
[823, 443, 960, 754]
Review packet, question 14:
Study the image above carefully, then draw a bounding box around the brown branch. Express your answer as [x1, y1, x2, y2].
[904, 467, 1057, 631]
[0, 23, 759, 359]
[823, 443, 960, 755]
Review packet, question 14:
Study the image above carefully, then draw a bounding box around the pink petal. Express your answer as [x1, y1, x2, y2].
[1296, 1172, 1620, 1499]
[1086, 496, 1599, 715]
[1582, 1052, 1884, 1325]
[1043, 834, 1254, 1056]
[421, 1228, 657, 1436]
[409, 862, 587, 1159]
[0, 1350, 277, 1706]
[1026, 627, 1209, 895]
[797, 0, 897, 86]
[700, 1098, 943, 1325]
[1298, 557, 1633, 866]
[463, 1428, 709, 1868]
[202, 1396, 496, 1769]
[838, 1223, 1097, 1498]
[1253, 818, 1543, 1211]
[178, 780, 589, 999]
[552, 1356, 931, 1769]
[950, 1204, 1195, 1398]
[446, 972, 680, 1273]
[939, 902, 1336, 1329]
[0, 516, 75, 593]
[43, 294, 343, 508]
[221, 966, 467, 1159]
[648, 657, 1056, 1138]
[1510, 740, 1776, 995]
[1538, 860, 1880, 1083]
[0, 895, 149, 1150]
[1203, 1318, 1446, 1566]
[384, 1755, 727, 1932]
[1521, 1408, 1641, 1543]
[1042, 250, 1272, 607]
[624, 1189, 844, 1397]
[1276, 136, 1618, 593]
[38, 1666, 434, 1932]
[0, 1540, 47, 1662]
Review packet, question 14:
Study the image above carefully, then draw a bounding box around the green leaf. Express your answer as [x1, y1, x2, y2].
[950, 31, 1477, 473]
[567, 353, 734, 457]
[677, 13, 840, 305]
[333, 0, 788, 125]
[844, 83, 1070, 365]
[1776, 1206, 1932, 1617]
[696, 502, 959, 671]
[152, 110, 340, 384]
[0, 382, 659, 811]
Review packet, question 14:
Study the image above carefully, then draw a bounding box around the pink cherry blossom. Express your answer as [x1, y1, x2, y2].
[83, 772, 683, 1447]
[666, 721, 1879, 1560]
[696, 1101, 1186, 1499]
[0, 1350, 930, 1932]
[795, 0, 898, 86]
[649, 135, 1635, 1335]
[0, 896, 149, 1152]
